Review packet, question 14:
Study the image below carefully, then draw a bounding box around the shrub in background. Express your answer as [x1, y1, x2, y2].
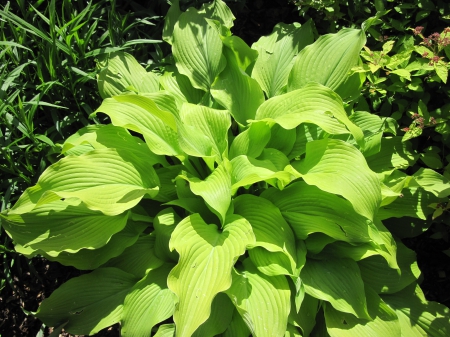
[2, 0, 450, 336]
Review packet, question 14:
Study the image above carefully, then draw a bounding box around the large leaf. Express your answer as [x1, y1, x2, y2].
[94, 95, 182, 156]
[262, 181, 375, 243]
[254, 83, 364, 146]
[97, 52, 159, 99]
[291, 139, 381, 221]
[193, 293, 235, 337]
[211, 46, 265, 126]
[413, 168, 450, 198]
[8, 149, 159, 216]
[382, 283, 450, 336]
[233, 194, 298, 276]
[288, 29, 366, 92]
[358, 241, 420, 294]
[172, 8, 226, 91]
[324, 286, 401, 337]
[225, 259, 291, 337]
[198, 0, 235, 29]
[301, 258, 370, 320]
[160, 65, 204, 105]
[2, 200, 129, 256]
[121, 264, 176, 337]
[177, 103, 230, 163]
[251, 21, 314, 98]
[36, 268, 137, 335]
[167, 214, 255, 337]
[229, 122, 271, 159]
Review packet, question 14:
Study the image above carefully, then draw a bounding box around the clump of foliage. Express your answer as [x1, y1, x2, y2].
[1, 0, 450, 336]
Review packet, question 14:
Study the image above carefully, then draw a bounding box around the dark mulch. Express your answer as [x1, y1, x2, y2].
[1, 1, 449, 336]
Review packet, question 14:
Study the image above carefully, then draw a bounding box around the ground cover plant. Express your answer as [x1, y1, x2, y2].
[1, 0, 450, 336]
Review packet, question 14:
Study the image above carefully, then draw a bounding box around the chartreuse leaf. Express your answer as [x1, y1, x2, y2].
[94, 95, 182, 156]
[288, 28, 366, 92]
[382, 283, 450, 336]
[289, 293, 319, 336]
[162, 0, 182, 45]
[229, 121, 271, 159]
[230, 155, 293, 192]
[2, 200, 129, 256]
[233, 195, 297, 276]
[198, 0, 235, 29]
[358, 241, 420, 294]
[22, 220, 147, 270]
[121, 264, 176, 337]
[177, 103, 230, 163]
[301, 258, 370, 320]
[324, 286, 401, 337]
[254, 83, 364, 147]
[291, 139, 381, 221]
[179, 160, 232, 224]
[172, 7, 226, 91]
[102, 234, 164, 278]
[167, 214, 255, 337]
[222, 309, 251, 337]
[193, 293, 235, 336]
[61, 124, 167, 166]
[413, 168, 450, 198]
[8, 149, 159, 216]
[155, 324, 176, 337]
[153, 208, 180, 263]
[97, 52, 159, 99]
[160, 65, 204, 105]
[366, 137, 418, 174]
[36, 268, 137, 335]
[211, 46, 265, 126]
[262, 181, 374, 243]
[225, 259, 291, 337]
[252, 21, 314, 98]
[288, 123, 326, 159]
[222, 35, 258, 72]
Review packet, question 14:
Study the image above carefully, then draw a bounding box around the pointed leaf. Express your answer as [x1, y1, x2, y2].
[167, 214, 255, 337]
[225, 259, 291, 337]
[121, 264, 176, 337]
[172, 8, 226, 91]
[36, 268, 137, 335]
[288, 29, 366, 92]
[301, 258, 370, 319]
[252, 21, 314, 98]
[229, 122, 271, 159]
[292, 139, 381, 221]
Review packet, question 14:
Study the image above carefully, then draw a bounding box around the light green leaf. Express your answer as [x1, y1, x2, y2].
[179, 160, 232, 224]
[229, 122, 271, 159]
[61, 124, 167, 166]
[435, 61, 448, 83]
[172, 8, 226, 91]
[301, 258, 370, 319]
[178, 103, 230, 163]
[413, 168, 450, 198]
[382, 283, 450, 337]
[254, 83, 364, 147]
[288, 123, 326, 159]
[97, 52, 159, 99]
[262, 181, 374, 242]
[9, 149, 159, 216]
[153, 208, 180, 263]
[102, 234, 164, 278]
[94, 96, 182, 156]
[324, 286, 401, 337]
[288, 28, 366, 92]
[160, 65, 204, 105]
[154, 324, 175, 337]
[222, 35, 258, 72]
[198, 0, 235, 29]
[36, 268, 137, 335]
[366, 137, 418, 173]
[193, 293, 235, 337]
[291, 139, 381, 221]
[233, 195, 297, 276]
[168, 214, 255, 337]
[29, 219, 147, 270]
[252, 21, 314, 98]
[121, 264, 176, 337]
[3, 200, 129, 256]
[230, 155, 293, 192]
[225, 259, 291, 337]
[162, 0, 182, 45]
[211, 46, 265, 126]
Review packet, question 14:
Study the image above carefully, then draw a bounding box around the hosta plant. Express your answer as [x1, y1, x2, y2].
[1, 0, 450, 336]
